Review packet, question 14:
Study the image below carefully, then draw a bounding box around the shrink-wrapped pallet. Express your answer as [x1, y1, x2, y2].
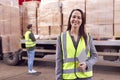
[11, 7, 21, 35]
[9, 34, 21, 52]
[21, 6, 28, 36]
[23, 1, 39, 35]
[86, 0, 113, 24]
[38, 0, 61, 27]
[86, 24, 113, 39]
[114, 0, 120, 24]
[23, 1, 39, 9]
[0, 0, 19, 7]
[50, 26, 61, 39]
[114, 24, 120, 37]
[61, 0, 85, 26]
[114, 0, 120, 37]
[0, 5, 4, 35]
[2, 5, 11, 35]
[0, 0, 21, 53]
[0, 1, 20, 35]
[38, 0, 61, 39]
[38, 26, 50, 39]
[1, 35, 10, 53]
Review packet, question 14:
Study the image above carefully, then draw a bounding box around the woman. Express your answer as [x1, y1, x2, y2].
[56, 9, 98, 80]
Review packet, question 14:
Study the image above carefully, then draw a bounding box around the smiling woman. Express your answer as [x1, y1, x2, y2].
[56, 9, 98, 80]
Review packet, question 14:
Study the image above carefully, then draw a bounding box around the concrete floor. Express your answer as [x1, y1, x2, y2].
[0, 55, 120, 80]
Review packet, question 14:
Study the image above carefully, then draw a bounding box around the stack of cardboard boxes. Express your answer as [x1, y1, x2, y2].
[20, 0, 120, 39]
[0, 0, 21, 53]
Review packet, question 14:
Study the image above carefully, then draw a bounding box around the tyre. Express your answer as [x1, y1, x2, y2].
[3, 52, 19, 66]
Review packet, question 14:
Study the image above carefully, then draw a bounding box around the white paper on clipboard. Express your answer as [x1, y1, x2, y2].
[78, 50, 87, 62]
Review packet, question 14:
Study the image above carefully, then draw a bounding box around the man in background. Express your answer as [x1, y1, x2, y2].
[24, 24, 37, 74]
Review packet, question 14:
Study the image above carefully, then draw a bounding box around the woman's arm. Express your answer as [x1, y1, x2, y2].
[86, 35, 98, 68]
[56, 36, 63, 80]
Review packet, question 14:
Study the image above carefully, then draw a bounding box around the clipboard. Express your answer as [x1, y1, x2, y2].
[78, 50, 88, 62]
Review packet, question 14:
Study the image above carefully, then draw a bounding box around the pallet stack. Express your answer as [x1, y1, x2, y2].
[60, 0, 85, 31]
[22, 1, 39, 35]
[114, 0, 120, 38]
[19, 0, 120, 40]
[0, 0, 21, 53]
[85, 0, 113, 39]
[37, 0, 61, 39]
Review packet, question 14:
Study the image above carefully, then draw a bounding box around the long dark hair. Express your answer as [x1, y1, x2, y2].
[67, 9, 87, 46]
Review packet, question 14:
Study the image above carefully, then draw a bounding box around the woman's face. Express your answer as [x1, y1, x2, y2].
[70, 10, 82, 29]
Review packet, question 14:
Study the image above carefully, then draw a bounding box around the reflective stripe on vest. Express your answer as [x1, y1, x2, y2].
[61, 31, 92, 79]
[25, 31, 36, 48]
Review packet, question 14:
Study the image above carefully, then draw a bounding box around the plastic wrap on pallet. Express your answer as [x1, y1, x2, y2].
[114, 24, 120, 37]
[23, 1, 39, 9]
[114, 0, 120, 24]
[0, 0, 19, 7]
[38, 0, 61, 27]
[86, 24, 113, 39]
[61, 0, 85, 26]
[50, 26, 61, 39]
[9, 34, 21, 52]
[0, 0, 21, 53]
[22, 1, 39, 35]
[38, 26, 50, 39]
[0, 5, 4, 35]
[2, 5, 11, 35]
[86, 0, 113, 24]
[0, 1, 20, 35]
[1, 35, 10, 53]
[114, 0, 120, 37]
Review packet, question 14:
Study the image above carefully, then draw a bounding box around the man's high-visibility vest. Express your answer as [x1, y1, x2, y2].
[25, 31, 36, 48]
[60, 31, 92, 79]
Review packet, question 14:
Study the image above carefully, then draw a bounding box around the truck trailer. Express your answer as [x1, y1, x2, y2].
[0, 0, 120, 66]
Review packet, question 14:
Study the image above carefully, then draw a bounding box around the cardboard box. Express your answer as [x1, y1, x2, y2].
[114, 0, 120, 24]
[86, 0, 113, 24]
[9, 34, 21, 52]
[39, 0, 61, 27]
[86, 24, 113, 39]
[1, 35, 10, 53]
[114, 24, 120, 37]
[61, 0, 85, 26]
[0, 5, 4, 35]
[38, 26, 50, 39]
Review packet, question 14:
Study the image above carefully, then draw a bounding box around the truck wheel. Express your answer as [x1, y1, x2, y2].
[3, 52, 19, 66]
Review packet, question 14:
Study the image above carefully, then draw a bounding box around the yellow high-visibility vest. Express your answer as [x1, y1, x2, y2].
[61, 31, 92, 79]
[25, 31, 36, 48]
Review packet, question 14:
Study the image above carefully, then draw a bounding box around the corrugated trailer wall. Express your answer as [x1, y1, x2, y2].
[0, 0, 21, 53]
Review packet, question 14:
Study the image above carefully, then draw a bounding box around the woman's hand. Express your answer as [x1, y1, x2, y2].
[78, 62, 87, 72]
